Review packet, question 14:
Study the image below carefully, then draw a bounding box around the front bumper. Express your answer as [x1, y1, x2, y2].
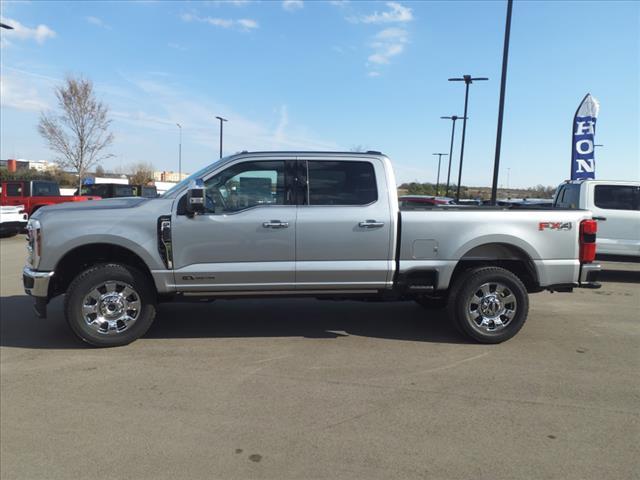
[23, 266, 54, 297]
[578, 263, 601, 289]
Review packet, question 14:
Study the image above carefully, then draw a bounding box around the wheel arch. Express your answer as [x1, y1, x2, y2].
[50, 243, 155, 297]
[450, 242, 540, 292]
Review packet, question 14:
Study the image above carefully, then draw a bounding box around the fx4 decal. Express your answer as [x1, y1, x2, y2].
[538, 222, 572, 231]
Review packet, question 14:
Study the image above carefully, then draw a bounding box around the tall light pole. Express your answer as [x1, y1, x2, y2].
[176, 123, 182, 179]
[432, 153, 448, 196]
[490, 0, 513, 205]
[448, 75, 488, 201]
[440, 115, 466, 197]
[215, 116, 227, 159]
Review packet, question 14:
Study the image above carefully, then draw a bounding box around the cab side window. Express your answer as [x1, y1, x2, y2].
[6, 183, 23, 196]
[204, 161, 287, 213]
[594, 185, 640, 211]
[306, 161, 377, 206]
[555, 184, 580, 209]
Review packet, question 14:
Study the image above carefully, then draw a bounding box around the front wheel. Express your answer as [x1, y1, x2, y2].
[447, 266, 529, 344]
[64, 263, 157, 347]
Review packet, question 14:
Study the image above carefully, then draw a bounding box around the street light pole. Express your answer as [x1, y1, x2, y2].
[448, 75, 488, 201]
[440, 115, 466, 197]
[490, 0, 513, 205]
[432, 153, 448, 196]
[215, 116, 227, 159]
[176, 123, 182, 179]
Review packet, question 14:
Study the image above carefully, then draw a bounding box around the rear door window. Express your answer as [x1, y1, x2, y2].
[594, 185, 640, 211]
[32, 181, 60, 196]
[305, 161, 377, 206]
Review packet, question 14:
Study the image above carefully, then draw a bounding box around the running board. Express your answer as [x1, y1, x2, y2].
[407, 285, 435, 292]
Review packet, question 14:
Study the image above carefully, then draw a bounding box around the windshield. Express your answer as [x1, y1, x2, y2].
[161, 160, 222, 198]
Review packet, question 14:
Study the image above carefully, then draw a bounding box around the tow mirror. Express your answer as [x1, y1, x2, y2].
[186, 179, 205, 216]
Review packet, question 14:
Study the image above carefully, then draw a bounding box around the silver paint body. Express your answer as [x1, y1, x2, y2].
[27, 152, 594, 297]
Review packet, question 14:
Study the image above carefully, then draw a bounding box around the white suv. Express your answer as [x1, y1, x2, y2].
[554, 180, 640, 257]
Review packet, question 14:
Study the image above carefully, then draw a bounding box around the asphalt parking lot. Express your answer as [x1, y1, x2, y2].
[1, 234, 638, 480]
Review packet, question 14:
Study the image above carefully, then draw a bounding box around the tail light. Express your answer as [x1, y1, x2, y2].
[579, 219, 597, 263]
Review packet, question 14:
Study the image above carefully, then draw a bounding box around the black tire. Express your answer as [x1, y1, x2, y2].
[447, 266, 529, 344]
[64, 263, 156, 347]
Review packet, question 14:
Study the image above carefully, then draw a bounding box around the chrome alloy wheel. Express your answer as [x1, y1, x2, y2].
[81, 281, 141, 335]
[467, 282, 517, 333]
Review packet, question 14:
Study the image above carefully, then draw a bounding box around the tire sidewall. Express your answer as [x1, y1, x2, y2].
[65, 264, 156, 347]
[449, 267, 529, 344]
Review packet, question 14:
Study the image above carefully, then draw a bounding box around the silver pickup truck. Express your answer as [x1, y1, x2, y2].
[23, 151, 601, 347]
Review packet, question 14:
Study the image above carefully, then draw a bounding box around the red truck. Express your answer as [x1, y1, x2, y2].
[1, 180, 99, 215]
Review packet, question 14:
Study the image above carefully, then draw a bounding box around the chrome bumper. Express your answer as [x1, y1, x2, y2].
[23, 266, 54, 297]
[579, 263, 601, 288]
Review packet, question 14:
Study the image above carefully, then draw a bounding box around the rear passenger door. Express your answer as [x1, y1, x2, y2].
[295, 158, 393, 290]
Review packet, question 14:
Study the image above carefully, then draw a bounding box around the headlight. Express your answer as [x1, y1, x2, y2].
[26, 219, 42, 268]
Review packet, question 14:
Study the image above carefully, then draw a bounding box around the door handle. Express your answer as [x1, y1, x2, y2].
[263, 220, 289, 229]
[358, 220, 385, 229]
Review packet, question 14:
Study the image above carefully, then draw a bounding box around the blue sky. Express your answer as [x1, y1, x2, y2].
[1, 0, 638, 187]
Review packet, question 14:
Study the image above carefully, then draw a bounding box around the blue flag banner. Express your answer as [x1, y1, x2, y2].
[571, 93, 600, 180]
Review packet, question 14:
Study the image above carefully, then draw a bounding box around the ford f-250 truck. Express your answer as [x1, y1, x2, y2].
[23, 151, 601, 347]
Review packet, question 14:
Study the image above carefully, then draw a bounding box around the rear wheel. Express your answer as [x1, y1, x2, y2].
[447, 266, 529, 343]
[64, 263, 156, 347]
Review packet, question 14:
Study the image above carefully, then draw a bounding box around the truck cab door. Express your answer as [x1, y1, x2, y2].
[171, 159, 297, 292]
[295, 158, 393, 290]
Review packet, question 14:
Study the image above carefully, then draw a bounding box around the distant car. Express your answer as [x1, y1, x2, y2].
[78, 183, 136, 198]
[0, 205, 28, 237]
[0, 180, 99, 216]
[456, 199, 483, 206]
[135, 185, 158, 198]
[399, 195, 454, 208]
[77, 183, 158, 199]
[554, 179, 640, 257]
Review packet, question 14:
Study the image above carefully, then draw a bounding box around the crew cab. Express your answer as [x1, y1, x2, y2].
[23, 152, 601, 347]
[554, 179, 640, 257]
[1, 180, 99, 216]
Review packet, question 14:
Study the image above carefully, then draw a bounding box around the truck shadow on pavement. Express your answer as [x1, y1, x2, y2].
[0, 295, 467, 349]
[598, 269, 640, 283]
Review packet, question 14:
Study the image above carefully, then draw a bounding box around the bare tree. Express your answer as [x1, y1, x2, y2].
[128, 162, 155, 185]
[38, 76, 114, 190]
